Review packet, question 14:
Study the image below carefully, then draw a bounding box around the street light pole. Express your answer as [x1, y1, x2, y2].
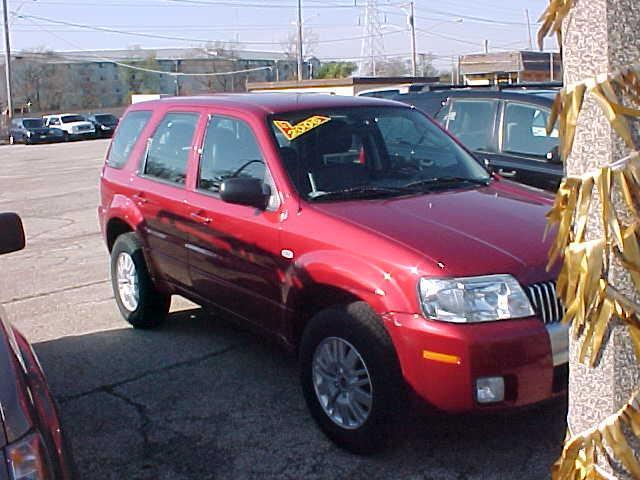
[2, 0, 13, 119]
[296, 0, 304, 82]
[409, 1, 417, 77]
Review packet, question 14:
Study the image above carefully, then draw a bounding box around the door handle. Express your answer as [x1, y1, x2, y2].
[190, 211, 212, 225]
[498, 168, 517, 178]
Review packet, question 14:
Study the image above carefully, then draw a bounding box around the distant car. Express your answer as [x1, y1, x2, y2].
[391, 85, 563, 191]
[0, 213, 76, 479]
[87, 113, 119, 138]
[43, 114, 95, 141]
[9, 118, 61, 145]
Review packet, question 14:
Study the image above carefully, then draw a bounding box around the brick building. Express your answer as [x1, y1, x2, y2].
[459, 51, 562, 85]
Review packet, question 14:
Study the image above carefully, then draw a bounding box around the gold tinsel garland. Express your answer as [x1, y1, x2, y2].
[538, 0, 574, 50]
[538, 3, 640, 475]
[552, 390, 640, 479]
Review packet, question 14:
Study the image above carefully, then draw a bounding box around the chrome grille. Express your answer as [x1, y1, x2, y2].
[525, 282, 564, 324]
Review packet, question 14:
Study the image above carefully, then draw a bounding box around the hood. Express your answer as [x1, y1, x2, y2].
[0, 306, 32, 447]
[67, 121, 93, 128]
[311, 181, 556, 285]
[26, 127, 51, 135]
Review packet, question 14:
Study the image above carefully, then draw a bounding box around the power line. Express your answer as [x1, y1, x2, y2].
[19, 18, 275, 77]
[15, 12, 406, 46]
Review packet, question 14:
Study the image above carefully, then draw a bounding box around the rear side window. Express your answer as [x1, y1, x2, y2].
[444, 99, 496, 151]
[107, 111, 152, 169]
[143, 112, 199, 185]
[502, 103, 559, 157]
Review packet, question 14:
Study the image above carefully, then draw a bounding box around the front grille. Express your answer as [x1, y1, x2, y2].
[78, 125, 90, 131]
[525, 281, 564, 324]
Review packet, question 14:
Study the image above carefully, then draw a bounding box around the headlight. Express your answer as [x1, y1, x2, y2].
[6, 432, 52, 480]
[25, 131, 31, 137]
[418, 274, 534, 323]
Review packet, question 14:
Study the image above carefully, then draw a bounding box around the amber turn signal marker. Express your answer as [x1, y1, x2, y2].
[422, 350, 461, 365]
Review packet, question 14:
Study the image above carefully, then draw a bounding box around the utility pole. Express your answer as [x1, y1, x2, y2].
[358, 0, 384, 77]
[450, 55, 455, 85]
[2, 0, 12, 119]
[174, 59, 180, 96]
[484, 39, 489, 54]
[524, 8, 533, 50]
[408, 1, 417, 77]
[296, 0, 304, 82]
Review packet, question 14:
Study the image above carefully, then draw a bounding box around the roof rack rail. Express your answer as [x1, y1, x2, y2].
[408, 81, 563, 93]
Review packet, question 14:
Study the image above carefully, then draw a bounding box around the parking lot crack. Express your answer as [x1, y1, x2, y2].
[103, 387, 153, 459]
[2, 279, 110, 304]
[58, 342, 248, 404]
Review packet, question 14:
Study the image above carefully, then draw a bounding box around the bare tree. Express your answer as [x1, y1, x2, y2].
[13, 49, 56, 111]
[281, 27, 319, 60]
[375, 58, 410, 77]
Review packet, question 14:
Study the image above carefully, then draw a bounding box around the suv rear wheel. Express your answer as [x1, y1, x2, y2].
[299, 302, 405, 453]
[110, 233, 170, 328]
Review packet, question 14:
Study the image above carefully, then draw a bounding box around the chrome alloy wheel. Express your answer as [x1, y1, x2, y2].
[312, 337, 373, 430]
[116, 252, 139, 312]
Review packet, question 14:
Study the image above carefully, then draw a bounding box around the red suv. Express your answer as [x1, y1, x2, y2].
[98, 94, 567, 452]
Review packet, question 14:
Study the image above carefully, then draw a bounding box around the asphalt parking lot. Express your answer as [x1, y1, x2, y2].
[0, 139, 567, 479]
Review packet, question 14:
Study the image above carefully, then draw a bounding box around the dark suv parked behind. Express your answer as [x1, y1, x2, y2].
[391, 86, 563, 191]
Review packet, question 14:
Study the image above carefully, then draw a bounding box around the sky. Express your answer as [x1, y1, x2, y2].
[7, 0, 559, 72]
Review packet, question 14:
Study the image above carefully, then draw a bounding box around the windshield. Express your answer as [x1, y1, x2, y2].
[61, 115, 86, 123]
[22, 119, 44, 128]
[95, 114, 117, 124]
[270, 107, 489, 201]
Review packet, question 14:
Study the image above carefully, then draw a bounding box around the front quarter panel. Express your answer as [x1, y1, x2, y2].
[286, 249, 419, 315]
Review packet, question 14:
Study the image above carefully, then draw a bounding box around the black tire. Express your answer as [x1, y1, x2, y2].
[110, 232, 170, 329]
[299, 302, 406, 453]
[62, 131, 69, 142]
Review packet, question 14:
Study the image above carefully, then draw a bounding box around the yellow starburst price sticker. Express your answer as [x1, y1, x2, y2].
[273, 115, 331, 141]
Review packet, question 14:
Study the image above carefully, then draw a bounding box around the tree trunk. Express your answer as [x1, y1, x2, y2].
[562, 0, 640, 477]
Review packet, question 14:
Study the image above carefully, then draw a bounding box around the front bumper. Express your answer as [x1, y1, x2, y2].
[383, 313, 568, 412]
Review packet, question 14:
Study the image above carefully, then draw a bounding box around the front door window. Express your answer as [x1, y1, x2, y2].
[198, 115, 279, 210]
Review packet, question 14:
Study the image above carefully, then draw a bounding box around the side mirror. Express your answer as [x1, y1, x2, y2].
[0, 213, 25, 255]
[220, 178, 271, 210]
[546, 145, 562, 164]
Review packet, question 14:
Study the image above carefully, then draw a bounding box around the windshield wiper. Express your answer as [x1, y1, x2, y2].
[309, 185, 410, 201]
[403, 176, 491, 190]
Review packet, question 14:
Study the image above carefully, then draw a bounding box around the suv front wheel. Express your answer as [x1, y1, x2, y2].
[299, 302, 405, 453]
[110, 233, 170, 328]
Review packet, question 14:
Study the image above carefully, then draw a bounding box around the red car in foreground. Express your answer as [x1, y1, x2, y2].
[98, 94, 567, 452]
[0, 213, 75, 479]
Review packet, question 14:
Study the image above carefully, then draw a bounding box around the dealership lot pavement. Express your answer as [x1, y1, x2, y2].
[0, 139, 567, 479]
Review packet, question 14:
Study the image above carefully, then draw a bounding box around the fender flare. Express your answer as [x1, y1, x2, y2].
[105, 194, 144, 232]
